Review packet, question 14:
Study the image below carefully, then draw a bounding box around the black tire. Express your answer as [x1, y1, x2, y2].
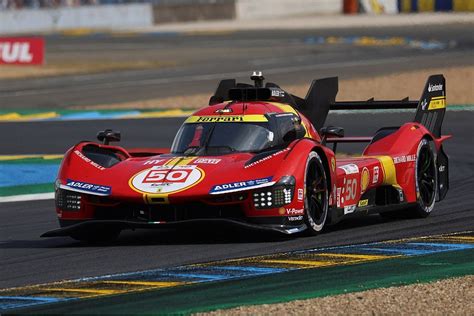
[380, 139, 437, 219]
[304, 152, 329, 235]
[409, 138, 437, 218]
[70, 226, 121, 243]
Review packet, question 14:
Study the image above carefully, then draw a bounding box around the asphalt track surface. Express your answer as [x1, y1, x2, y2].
[1, 24, 473, 109]
[1, 110, 473, 289]
[1, 24, 473, 290]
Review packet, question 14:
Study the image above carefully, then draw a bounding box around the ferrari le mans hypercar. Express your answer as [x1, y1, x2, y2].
[43, 72, 450, 241]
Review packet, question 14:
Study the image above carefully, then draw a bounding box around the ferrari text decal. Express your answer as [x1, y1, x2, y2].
[185, 115, 268, 123]
[210, 177, 273, 194]
[194, 158, 221, 164]
[74, 150, 105, 170]
[64, 179, 111, 196]
[130, 165, 204, 194]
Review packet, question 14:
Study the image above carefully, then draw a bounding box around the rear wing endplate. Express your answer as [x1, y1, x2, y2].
[299, 75, 446, 137]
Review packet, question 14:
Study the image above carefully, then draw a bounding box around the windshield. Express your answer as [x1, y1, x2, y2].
[171, 122, 274, 155]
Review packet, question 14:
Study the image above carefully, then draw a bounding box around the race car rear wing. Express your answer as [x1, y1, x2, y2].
[297, 74, 446, 138]
[209, 74, 446, 138]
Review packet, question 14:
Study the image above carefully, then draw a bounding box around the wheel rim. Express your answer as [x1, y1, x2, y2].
[306, 159, 327, 226]
[417, 146, 436, 206]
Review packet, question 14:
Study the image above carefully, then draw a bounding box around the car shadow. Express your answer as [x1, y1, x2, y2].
[1, 213, 413, 249]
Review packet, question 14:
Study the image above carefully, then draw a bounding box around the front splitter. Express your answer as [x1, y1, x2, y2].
[41, 218, 308, 237]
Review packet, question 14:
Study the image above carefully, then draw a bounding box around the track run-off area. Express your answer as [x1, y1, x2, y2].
[1, 21, 474, 313]
[1, 231, 474, 313]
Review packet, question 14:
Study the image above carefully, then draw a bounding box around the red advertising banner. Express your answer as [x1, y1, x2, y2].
[0, 37, 44, 65]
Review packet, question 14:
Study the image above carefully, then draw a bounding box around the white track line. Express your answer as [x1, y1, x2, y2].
[0, 193, 54, 203]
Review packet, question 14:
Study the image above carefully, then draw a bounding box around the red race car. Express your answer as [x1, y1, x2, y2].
[43, 72, 450, 242]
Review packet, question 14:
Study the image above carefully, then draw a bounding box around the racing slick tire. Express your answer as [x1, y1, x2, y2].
[71, 226, 121, 243]
[303, 151, 329, 235]
[409, 138, 438, 218]
[380, 138, 437, 219]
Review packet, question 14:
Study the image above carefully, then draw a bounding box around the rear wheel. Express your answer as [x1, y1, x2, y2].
[410, 139, 437, 217]
[304, 152, 329, 235]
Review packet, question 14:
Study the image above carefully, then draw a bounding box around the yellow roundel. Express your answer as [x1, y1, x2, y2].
[361, 167, 370, 193]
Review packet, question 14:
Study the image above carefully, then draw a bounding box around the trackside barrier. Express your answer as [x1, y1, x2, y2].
[152, 0, 235, 24]
[399, 0, 474, 12]
[0, 37, 44, 65]
[236, 0, 342, 19]
[0, 4, 153, 35]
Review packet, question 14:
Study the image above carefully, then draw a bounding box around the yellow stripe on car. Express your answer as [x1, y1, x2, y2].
[372, 155, 398, 186]
[185, 115, 268, 123]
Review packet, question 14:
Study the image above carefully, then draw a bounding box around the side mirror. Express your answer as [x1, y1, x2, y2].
[97, 129, 121, 145]
[320, 126, 344, 151]
[320, 126, 344, 138]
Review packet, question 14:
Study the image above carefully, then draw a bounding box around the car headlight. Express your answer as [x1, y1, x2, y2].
[253, 176, 295, 209]
[56, 189, 82, 211]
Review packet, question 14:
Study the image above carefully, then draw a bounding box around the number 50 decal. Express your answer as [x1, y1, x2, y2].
[143, 169, 191, 183]
[345, 178, 357, 201]
[130, 166, 204, 194]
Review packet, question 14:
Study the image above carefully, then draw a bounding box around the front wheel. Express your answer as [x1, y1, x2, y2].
[304, 152, 329, 235]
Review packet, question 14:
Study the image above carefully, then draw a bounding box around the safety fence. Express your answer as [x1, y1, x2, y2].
[0, 0, 473, 35]
[344, 0, 474, 13]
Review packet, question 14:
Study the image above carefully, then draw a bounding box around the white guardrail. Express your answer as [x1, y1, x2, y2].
[236, 0, 342, 19]
[0, 3, 153, 34]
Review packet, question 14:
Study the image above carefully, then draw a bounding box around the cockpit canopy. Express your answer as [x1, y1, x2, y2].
[171, 112, 305, 156]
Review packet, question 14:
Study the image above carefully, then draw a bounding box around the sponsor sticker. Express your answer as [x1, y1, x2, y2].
[428, 96, 446, 110]
[336, 187, 342, 207]
[397, 189, 404, 202]
[245, 148, 290, 168]
[361, 167, 370, 193]
[286, 208, 304, 215]
[130, 165, 204, 194]
[194, 158, 221, 165]
[428, 83, 443, 92]
[65, 179, 111, 196]
[358, 199, 369, 207]
[331, 157, 336, 172]
[393, 154, 416, 164]
[373, 166, 379, 184]
[344, 204, 356, 215]
[288, 215, 303, 221]
[338, 164, 359, 175]
[74, 150, 105, 170]
[421, 99, 428, 110]
[215, 108, 233, 114]
[143, 159, 165, 165]
[297, 188, 304, 201]
[0, 37, 44, 65]
[210, 177, 273, 194]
